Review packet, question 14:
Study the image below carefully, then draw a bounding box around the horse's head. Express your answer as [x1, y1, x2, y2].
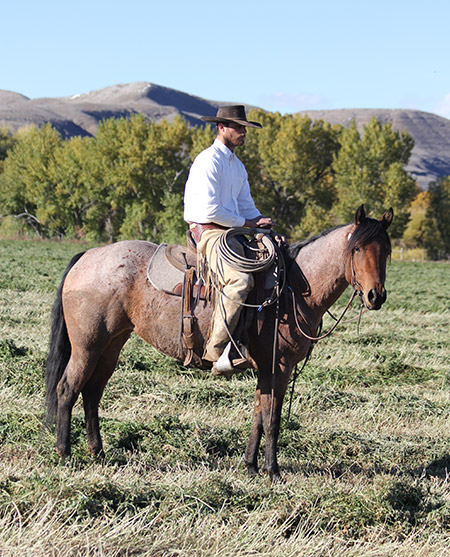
[345, 205, 393, 310]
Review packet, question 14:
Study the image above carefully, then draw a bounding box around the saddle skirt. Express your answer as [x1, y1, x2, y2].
[147, 243, 207, 299]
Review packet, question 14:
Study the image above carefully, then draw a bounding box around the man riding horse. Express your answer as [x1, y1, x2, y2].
[183, 105, 277, 375]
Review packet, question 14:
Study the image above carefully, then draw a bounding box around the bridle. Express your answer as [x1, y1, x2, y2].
[286, 246, 365, 422]
[291, 246, 364, 343]
[350, 246, 365, 300]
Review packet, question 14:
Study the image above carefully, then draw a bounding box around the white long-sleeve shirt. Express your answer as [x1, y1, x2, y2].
[183, 139, 261, 227]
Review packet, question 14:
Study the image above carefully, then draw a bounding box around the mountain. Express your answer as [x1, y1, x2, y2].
[0, 82, 223, 137]
[1, 82, 450, 189]
[296, 108, 450, 190]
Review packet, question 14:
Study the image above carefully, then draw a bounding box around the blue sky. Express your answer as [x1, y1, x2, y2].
[2, 0, 449, 118]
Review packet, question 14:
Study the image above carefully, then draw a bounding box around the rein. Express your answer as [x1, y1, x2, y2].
[290, 249, 363, 342]
[285, 249, 365, 422]
[290, 287, 358, 342]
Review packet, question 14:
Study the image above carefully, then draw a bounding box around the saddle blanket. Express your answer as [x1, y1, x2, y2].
[147, 243, 200, 297]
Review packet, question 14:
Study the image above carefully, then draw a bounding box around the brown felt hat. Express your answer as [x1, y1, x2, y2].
[201, 105, 262, 128]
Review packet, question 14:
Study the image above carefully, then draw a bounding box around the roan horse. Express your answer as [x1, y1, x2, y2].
[45, 205, 393, 478]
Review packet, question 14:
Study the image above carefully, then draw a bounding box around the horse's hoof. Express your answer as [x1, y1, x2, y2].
[246, 464, 259, 477]
[243, 456, 259, 477]
[56, 447, 70, 461]
[262, 466, 281, 482]
[88, 446, 105, 459]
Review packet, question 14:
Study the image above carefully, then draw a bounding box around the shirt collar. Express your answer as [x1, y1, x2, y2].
[213, 138, 235, 160]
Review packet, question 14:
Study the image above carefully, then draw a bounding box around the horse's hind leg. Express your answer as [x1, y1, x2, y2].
[82, 332, 131, 456]
[56, 348, 98, 459]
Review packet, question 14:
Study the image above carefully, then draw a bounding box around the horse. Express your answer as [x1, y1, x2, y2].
[45, 204, 393, 478]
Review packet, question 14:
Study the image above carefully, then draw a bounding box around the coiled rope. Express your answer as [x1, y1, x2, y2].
[209, 227, 286, 309]
[217, 227, 277, 273]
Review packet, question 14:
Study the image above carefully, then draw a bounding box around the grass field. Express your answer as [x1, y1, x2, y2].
[0, 239, 449, 556]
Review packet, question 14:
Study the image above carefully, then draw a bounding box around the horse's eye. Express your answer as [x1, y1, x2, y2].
[354, 246, 360, 253]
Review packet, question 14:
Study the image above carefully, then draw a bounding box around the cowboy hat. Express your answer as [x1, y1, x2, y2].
[201, 105, 262, 128]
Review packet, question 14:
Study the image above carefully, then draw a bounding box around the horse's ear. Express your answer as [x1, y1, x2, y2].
[354, 204, 366, 225]
[381, 208, 394, 229]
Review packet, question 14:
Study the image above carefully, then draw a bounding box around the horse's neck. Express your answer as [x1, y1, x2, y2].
[294, 225, 351, 315]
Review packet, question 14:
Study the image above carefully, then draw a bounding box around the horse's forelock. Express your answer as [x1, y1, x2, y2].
[346, 218, 391, 256]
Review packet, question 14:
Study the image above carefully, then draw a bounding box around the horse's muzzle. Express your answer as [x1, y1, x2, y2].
[365, 287, 387, 310]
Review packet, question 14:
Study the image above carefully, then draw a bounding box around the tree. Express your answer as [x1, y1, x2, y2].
[240, 110, 341, 239]
[0, 116, 194, 242]
[52, 135, 97, 238]
[189, 124, 215, 160]
[0, 128, 15, 168]
[332, 118, 417, 237]
[402, 191, 430, 247]
[0, 124, 63, 237]
[85, 114, 192, 242]
[426, 176, 450, 258]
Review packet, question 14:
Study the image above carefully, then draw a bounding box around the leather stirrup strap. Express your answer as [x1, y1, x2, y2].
[181, 267, 196, 366]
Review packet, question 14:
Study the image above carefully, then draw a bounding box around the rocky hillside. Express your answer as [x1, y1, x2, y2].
[1, 82, 449, 189]
[297, 108, 450, 190]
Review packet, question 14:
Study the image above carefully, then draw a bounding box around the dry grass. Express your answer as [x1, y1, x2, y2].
[0, 240, 449, 555]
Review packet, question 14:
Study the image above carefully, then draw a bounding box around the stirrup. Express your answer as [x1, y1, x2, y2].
[212, 341, 249, 375]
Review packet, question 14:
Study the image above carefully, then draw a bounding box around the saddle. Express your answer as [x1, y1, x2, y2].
[147, 232, 208, 367]
[147, 231, 286, 369]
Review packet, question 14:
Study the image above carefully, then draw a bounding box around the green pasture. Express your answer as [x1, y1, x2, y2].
[0, 239, 449, 556]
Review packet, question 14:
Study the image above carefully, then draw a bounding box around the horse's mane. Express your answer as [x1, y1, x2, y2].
[289, 218, 391, 260]
[288, 225, 345, 259]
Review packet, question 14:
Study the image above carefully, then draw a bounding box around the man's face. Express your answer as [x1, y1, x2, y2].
[218, 122, 247, 151]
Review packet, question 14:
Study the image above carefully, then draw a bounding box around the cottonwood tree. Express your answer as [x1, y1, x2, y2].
[241, 110, 341, 239]
[0, 128, 15, 167]
[332, 118, 417, 237]
[0, 124, 63, 237]
[75, 114, 192, 242]
[426, 176, 450, 257]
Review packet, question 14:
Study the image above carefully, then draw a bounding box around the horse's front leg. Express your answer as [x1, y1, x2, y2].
[244, 389, 263, 476]
[259, 365, 291, 480]
[244, 367, 290, 479]
[260, 391, 284, 479]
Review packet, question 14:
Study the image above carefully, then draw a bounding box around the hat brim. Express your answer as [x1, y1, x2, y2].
[201, 116, 262, 129]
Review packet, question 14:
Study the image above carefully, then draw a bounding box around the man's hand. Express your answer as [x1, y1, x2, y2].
[244, 216, 287, 247]
[268, 228, 287, 247]
[244, 216, 274, 229]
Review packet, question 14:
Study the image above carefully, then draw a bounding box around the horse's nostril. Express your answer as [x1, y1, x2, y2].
[367, 288, 386, 309]
[368, 289, 377, 305]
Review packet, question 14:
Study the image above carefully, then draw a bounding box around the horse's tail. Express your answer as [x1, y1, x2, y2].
[44, 251, 86, 428]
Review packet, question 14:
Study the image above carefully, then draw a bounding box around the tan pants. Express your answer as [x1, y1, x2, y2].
[198, 229, 254, 362]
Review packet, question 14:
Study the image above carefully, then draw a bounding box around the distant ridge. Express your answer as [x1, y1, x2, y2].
[0, 82, 224, 137]
[296, 108, 450, 190]
[1, 82, 450, 189]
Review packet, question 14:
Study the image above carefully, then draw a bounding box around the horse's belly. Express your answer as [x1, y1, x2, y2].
[132, 287, 213, 363]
